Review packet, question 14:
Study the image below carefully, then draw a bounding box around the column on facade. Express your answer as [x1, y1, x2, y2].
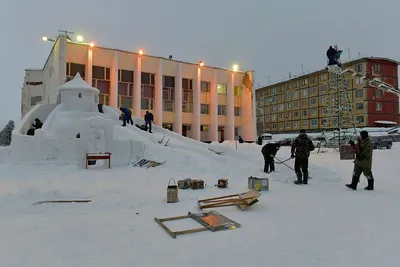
[239, 71, 256, 141]
[226, 72, 235, 140]
[56, 34, 67, 104]
[192, 66, 201, 141]
[134, 54, 142, 117]
[86, 46, 93, 86]
[209, 69, 219, 141]
[154, 59, 163, 126]
[109, 50, 119, 108]
[174, 63, 183, 134]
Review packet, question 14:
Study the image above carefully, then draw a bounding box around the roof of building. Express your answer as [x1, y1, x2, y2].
[40, 35, 252, 75]
[256, 56, 400, 91]
[59, 73, 99, 94]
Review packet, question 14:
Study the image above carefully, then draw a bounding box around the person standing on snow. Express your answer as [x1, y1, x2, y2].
[120, 107, 133, 126]
[238, 136, 244, 143]
[261, 142, 281, 173]
[291, 129, 315, 185]
[346, 130, 374, 190]
[144, 110, 154, 133]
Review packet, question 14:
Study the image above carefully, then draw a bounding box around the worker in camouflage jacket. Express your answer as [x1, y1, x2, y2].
[291, 129, 315, 185]
[346, 130, 374, 190]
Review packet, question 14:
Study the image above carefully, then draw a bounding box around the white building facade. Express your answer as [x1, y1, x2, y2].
[22, 33, 256, 142]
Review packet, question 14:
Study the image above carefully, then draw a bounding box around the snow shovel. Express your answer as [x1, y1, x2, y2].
[274, 156, 312, 179]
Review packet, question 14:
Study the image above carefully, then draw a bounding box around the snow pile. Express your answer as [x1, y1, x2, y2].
[1, 140, 399, 266]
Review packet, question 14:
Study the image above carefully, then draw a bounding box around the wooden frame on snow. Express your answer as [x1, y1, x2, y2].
[198, 190, 261, 211]
[32, 200, 92, 205]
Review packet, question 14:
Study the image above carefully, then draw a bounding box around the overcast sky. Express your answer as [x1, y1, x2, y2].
[0, 0, 399, 127]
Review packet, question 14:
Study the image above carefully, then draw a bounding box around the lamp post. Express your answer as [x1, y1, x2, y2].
[256, 107, 265, 135]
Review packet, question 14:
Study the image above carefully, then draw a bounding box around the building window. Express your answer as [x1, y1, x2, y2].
[310, 77, 317, 84]
[376, 89, 383, 98]
[301, 99, 308, 108]
[321, 84, 327, 93]
[66, 62, 86, 79]
[182, 78, 193, 112]
[286, 112, 291, 119]
[293, 81, 299, 88]
[320, 74, 327, 81]
[294, 121, 299, 128]
[310, 119, 317, 127]
[311, 87, 317, 95]
[201, 81, 210, 92]
[272, 88, 277, 95]
[272, 114, 277, 121]
[30, 96, 42, 106]
[270, 97, 276, 103]
[374, 64, 381, 73]
[302, 89, 308, 97]
[293, 91, 299, 98]
[266, 106, 270, 113]
[286, 103, 291, 109]
[141, 72, 155, 110]
[355, 64, 363, 72]
[201, 104, 210, 114]
[302, 120, 308, 127]
[311, 98, 317, 105]
[356, 89, 364, 98]
[279, 104, 284, 111]
[321, 119, 327, 126]
[92, 65, 110, 96]
[163, 76, 175, 112]
[355, 77, 362, 85]
[234, 86, 242, 96]
[356, 103, 364, 110]
[234, 107, 241, 116]
[357, 116, 364, 123]
[302, 110, 308, 116]
[285, 92, 291, 101]
[293, 111, 299, 117]
[201, 125, 208, 132]
[376, 102, 382, 111]
[293, 101, 298, 108]
[272, 105, 277, 112]
[320, 96, 326, 104]
[286, 122, 291, 128]
[182, 78, 193, 90]
[279, 94, 284, 101]
[272, 123, 277, 129]
[266, 115, 270, 121]
[279, 113, 283, 120]
[311, 108, 317, 116]
[118, 70, 134, 105]
[218, 105, 227, 115]
[218, 84, 227, 94]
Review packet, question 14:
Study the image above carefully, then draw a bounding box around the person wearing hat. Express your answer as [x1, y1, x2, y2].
[261, 142, 281, 173]
[347, 130, 374, 190]
[291, 129, 315, 185]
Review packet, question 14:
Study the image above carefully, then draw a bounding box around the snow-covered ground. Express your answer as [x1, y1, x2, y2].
[0, 140, 399, 267]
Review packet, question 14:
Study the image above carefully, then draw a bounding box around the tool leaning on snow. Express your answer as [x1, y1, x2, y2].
[273, 156, 312, 179]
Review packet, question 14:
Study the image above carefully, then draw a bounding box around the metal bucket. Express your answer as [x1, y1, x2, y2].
[248, 176, 269, 191]
[167, 178, 179, 203]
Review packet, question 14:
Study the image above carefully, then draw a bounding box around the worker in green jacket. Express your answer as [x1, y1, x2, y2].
[346, 130, 374, 190]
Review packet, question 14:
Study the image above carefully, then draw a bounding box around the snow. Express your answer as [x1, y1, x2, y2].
[1, 138, 400, 266]
[374, 120, 397, 125]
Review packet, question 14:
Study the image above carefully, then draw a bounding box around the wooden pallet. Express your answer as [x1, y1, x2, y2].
[198, 190, 261, 211]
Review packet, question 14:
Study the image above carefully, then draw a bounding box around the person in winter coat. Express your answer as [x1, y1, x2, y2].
[257, 135, 263, 145]
[144, 111, 154, 133]
[346, 130, 374, 190]
[238, 136, 244, 143]
[120, 107, 133, 126]
[326, 46, 337, 66]
[261, 142, 281, 173]
[291, 129, 315, 185]
[33, 118, 43, 129]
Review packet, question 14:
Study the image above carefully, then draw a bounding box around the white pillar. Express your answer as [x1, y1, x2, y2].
[154, 59, 163, 126]
[57, 34, 67, 88]
[240, 71, 256, 141]
[192, 67, 201, 141]
[86, 47, 93, 86]
[226, 72, 235, 140]
[109, 50, 119, 108]
[209, 69, 219, 141]
[134, 54, 142, 117]
[174, 63, 183, 134]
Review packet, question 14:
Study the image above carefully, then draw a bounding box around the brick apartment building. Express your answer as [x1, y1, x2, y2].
[255, 57, 400, 133]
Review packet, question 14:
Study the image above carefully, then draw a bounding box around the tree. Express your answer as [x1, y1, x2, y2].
[0, 120, 15, 146]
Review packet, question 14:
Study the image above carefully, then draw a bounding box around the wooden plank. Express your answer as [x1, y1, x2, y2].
[157, 215, 191, 222]
[174, 227, 209, 236]
[33, 200, 92, 205]
[154, 217, 177, 238]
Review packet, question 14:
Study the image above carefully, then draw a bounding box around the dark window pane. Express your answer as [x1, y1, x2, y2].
[141, 72, 150, 85]
[163, 76, 175, 87]
[150, 74, 155, 85]
[70, 63, 85, 78]
[129, 83, 134, 96]
[92, 66, 105, 79]
[66, 63, 69, 75]
[106, 68, 110, 80]
[142, 85, 154, 98]
[118, 82, 128, 95]
[182, 78, 189, 90]
[121, 70, 134, 83]
[96, 80, 110, 94]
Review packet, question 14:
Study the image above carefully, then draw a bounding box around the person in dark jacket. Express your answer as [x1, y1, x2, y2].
[291, 129, 315, 185]
[326, 46, 337, 66]
[120, 107, 133, 126]
[261, 142, 281, 173]
[33, 118, 43, 129]
[144, 111, 154, 133]
[257, 135, 263, 145]
[238, 136, 244, 143]
[346, 130, 374, 190]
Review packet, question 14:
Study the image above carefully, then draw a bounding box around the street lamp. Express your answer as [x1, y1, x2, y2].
[233, 64, 239, 72]
[199, 61, 204, 67]
[42, 36, 55, 42]
[76, 35, 84, 43]
[89, 42, 95, 48]
[139, 49, 144, 55]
